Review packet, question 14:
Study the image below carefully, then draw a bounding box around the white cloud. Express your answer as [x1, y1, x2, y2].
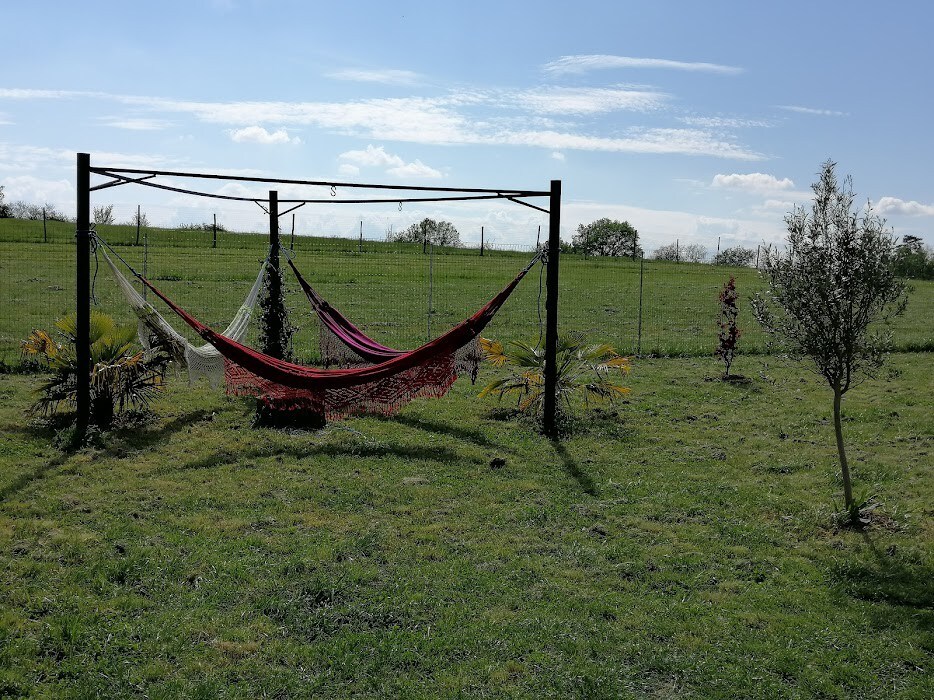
[544, 55, 743, 75]
[1, 174, 73, 210]
[338, 144, 404, 168]
[778, 105, 848, 117]
[338, 163, 360, 176]
[101, 117, 172, 131]
[875, 196, 934, 217]
[515, 86, 668, 114]
[761, 199, 795, 211]
[228, 126, 301, 144]
[326, 69, 421, 85]
[551, 151, 565, 161]
[712, 172, 795, 193]
[386, 159, 442, 179]
[0, 112, 11, 126]
[680, 116, 771, 128]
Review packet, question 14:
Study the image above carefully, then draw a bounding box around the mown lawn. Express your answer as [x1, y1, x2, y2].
[0, 352, 931, 698]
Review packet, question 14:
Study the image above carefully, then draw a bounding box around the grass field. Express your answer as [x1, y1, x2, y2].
[0, 353, 931, 698]
[2, 218, 933, 367]
[1, 220, 932, 697]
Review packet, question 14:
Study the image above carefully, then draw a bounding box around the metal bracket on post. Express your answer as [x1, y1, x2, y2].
[542, 179, 561, 437]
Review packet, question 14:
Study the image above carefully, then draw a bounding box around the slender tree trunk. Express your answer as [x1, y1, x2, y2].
[833, 386, 854, 512]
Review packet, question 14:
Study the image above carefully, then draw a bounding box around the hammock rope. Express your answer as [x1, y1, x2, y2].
[97, 238, 269, 388]
[121, 248, 543, 419]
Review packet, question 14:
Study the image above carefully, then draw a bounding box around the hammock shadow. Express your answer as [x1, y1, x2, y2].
[377, 414, 513, 452]
[155, 440, 481, 476]
[551, 440, 597, 496]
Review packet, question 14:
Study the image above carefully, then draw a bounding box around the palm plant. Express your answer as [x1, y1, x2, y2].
[478, 333, 631, 417]
[22, 311, 167, 428]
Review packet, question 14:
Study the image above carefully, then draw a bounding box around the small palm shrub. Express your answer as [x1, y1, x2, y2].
[22, 312, 168, 428]
[479, 333, 631, 421]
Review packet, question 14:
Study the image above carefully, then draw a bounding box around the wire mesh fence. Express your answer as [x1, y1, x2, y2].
[2, 212, 932, 370]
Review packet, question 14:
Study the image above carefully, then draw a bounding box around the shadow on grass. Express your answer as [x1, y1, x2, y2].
[0, 452, 71, 502]
[837, 532, 934, 611]
[551, 440, 597, 496]
[381, 414, 511, 452]
[152, 440, 481, 476]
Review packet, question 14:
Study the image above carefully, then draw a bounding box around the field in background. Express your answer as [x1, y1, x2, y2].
[2, 218, 932, 366]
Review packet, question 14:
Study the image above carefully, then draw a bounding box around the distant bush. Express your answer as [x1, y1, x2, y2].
[652, 243, 680, 261]
[93, 204, 115, 226]
[390, 218, 460, 248]
[0, 185, 9, 218]
[179, 222, 227, 232]
[714, 246, 756, 267]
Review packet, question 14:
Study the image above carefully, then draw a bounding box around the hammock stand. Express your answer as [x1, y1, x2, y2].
[123, 250, 542, 419]
[74, 154, 562, 436]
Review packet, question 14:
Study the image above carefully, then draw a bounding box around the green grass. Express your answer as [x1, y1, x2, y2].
[1, 352, 931, 698]
[2, 218, 933, 366]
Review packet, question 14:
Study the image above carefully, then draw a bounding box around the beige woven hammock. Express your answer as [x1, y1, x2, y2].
[102, 247, 268, 388]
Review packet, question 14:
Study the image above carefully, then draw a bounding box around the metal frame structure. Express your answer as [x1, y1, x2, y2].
[75, 153, 562, 436]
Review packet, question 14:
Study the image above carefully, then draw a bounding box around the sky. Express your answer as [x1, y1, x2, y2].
[1, 0, 932, 252]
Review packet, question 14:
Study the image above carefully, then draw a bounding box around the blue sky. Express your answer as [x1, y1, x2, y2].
[1, 0, 932, 251]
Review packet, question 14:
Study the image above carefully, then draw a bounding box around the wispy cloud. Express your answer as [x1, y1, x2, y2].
[777, 105, 848, 117]
[551, 151, 565, 161]
[681, 116, 771, 129]
[326, 69, 422, 86]
[0, 112, 11, 125]
[514, 86, 668, 115]
[100, 117, 172, 131]
[386, 160, 441, 179]
[228, 125, 302, 144]
[544, 55, 743, 76]
[0, 86, 764, 160]
[875, 196, 934, 217]
[712, 172, 795, 193]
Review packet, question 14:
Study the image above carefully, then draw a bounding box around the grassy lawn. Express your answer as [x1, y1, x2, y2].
[1, 352, 931, 698]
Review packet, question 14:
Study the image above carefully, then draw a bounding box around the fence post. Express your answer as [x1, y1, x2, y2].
[135, 204, 141, 246]
[291, 213, 295, 251]
[42, 208, 48, 243]
[212, 213, 217, 249]
[676, 238, 680, 263]
[359, 220, 363, 253]
[536, 225, 541, 250]
[75, 153, 91, 441]
[480, 226, 484, 257]
[637, 252, 644, 357]
[427, 242, 434, 341]
[755, 245, 760, 269]
[543, 179, 561, 437]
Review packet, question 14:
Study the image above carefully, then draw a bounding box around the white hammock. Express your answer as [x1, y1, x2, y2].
[102, 248, 268, 388]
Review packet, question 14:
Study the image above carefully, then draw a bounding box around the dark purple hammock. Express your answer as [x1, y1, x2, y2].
[287, 257, 483, 381]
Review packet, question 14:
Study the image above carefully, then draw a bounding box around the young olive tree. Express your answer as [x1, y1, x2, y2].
[752, 161, 907, 522]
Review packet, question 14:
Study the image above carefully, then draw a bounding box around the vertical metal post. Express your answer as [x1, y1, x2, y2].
[359, 220, 363, 253]
[536, 225, 541, 250]
[213, 213, 217, 249]
[480, 226, 484, 256]
[75, 153, 91, 439]
[755, 245, 760, 269]
[136, 204, 141, 246]
[43, 208, 48, 243]
[291, 213, 296, 251]
[717, 236, 720, 259]
[543, 179, 561, 437]
[427, 242, 434, 341]
[676, 238, 679, 263]
[269, 190, 279, 272]
[637, 252, 645, 357]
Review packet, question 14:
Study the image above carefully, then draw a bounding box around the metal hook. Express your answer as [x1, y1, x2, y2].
[398, 201, 403, 211]
[330, 185, 337, 197]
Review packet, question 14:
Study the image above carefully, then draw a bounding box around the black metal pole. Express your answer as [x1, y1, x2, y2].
[269, 190, 279, 272]
[637, 252, 645, 357]
[75, 153, 91, 440]
[480, 226, 484, 256]
[136, 204, 141, 246]
[43, 208, 48, 243]
[291, 213, 295, 251]
[543, 179, 561, 437]
[359, 220, 363, 253]
[213, 213, 217, 249]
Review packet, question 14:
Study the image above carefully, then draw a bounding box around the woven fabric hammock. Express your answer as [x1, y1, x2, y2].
[136, 252, 541, 419]
[287, 258, 482, 380]
[102, 247, 268, 388]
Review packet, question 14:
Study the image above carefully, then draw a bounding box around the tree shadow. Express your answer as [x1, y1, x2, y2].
[0, 452, 71, 502]
[551, 440, 597, 496]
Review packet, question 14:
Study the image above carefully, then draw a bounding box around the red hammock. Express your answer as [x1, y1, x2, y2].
[137, 253, 540, 419]
[287, 258, 482, 380]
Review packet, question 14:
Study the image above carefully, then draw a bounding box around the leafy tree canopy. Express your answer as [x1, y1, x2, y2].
[572, 218, 641, 257]
[714, 245, 756, 267]
[390, 218, 461, 247]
